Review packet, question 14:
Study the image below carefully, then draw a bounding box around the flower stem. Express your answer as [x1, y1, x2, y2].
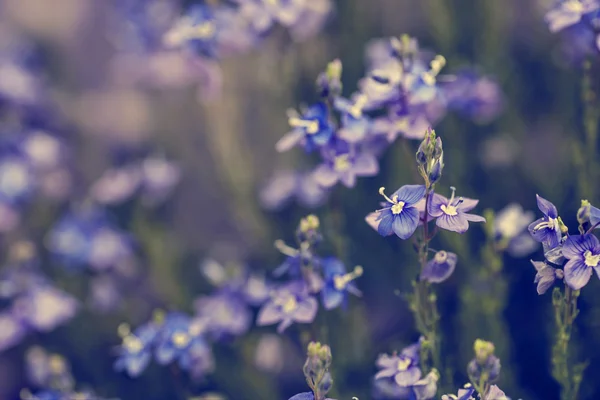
[552, 286, 580, 400]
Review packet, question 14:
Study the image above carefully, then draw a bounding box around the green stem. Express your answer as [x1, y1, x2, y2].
[580, 60, 598, 201]
[552, 286, 580, 400]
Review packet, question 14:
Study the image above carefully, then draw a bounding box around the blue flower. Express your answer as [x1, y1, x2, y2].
[288, 392, 336, 400]
[12, 285, 78, 332]
[428, 187, 485, 233]
[531, 260, 564, 295]
[561, 234, 600, 290]
[0, 311, 27, 352]
[545, 0, 600, 32]
[485, 385, 510, 400]
[0, 152, 35, 206]
[276, 103, 334, 153]
[375, 341, 421, 387]
[373, 185, 426, 239]
[333, 95, 370, 143]
[164, 5, 224, 58]
[194, 292, 252, 338]
[528, 194, 562, 249]
[312, 147, 379, 188]
[421, 250, 457, 283]
[371, 107, 431, 142]
[256, 281, 318, 333]
[154, 313, 210, 371]
[494, 203, 539, 257]
[441, 383, 476, 400]
[321, 258, 363, 310]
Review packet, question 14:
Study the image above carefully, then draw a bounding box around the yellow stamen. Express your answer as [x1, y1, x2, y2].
[172, 331, 190, 348]
[584, 250, 600, 267]
[391, 201, 405, 215]
[396, 357, 411, 371]
[333, 266, 363, 290]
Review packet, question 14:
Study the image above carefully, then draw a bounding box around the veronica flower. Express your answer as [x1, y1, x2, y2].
[154, 313, 211, 371]
[88, 228, 134, 271]
[421, 250, 458, 283]
[531, 260, 564, 295]
[428, 187, 485, 233]
[561, 234, 600, 290]
[375, 341, 421, 387]
[441, 383, 476, 400]
[25, 347, 74, 391]
[0, 58, 41, 105]
[90, 165, 142, 205]
[370, 106, 431, 142]
[140, 156, 181, 204]
[494, 203, 538, 257]
[485, 385, 510, 400]
[276, 103, 334, 153]
[373, 185, 426, 239]
[288, 393, 336, 400]
[194, 292, 252, 338]
[236, 0, 308, 32]
[0, 153, 35, 205]
[333, 95, 370, 143]
[114, 321, 160, 377]
[312, 145, 379, 188]
[528, 194, 562, 249]
[21, 131, 65, 171]
[256, 281, 318, 333]
[321, 258, 362, 310]
[12, 285, 78, 332]
[0, 311, 27, 351]
[545, 0, 600, 32]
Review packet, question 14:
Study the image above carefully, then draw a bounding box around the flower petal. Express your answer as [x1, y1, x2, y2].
[455, 197, 479, 212]
[564, 258, 592, 290]
[427, 193, 447, 218]
[393, 185, 426, 205]
[536, 194, 558, 218]
[562, 234, 600, 259]
[421, 252, 457, 283]
[463, 212, 486, 223]
[375, 368, 397, 380]
[377, 210, 394, 236]
[256, 302, 282, 326]
[322, 286, 344, 310]
[394, 366, 422, 387]
[352, 154, 379, 176]
[293, 297, 318, 323]
[275, 130, 304, 152]
[288, 392, 314, 400]
[392, 207, 420, 239]
[312, 164, 339, 188]
[436, 214, 469, 233]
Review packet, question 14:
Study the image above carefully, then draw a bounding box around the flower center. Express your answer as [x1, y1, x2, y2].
[584, 250, 600, 267]
[333, 154, 352, 172]
[191, 22, 216, 39]
[395, 118, 409, 132]
[277, 294, 298, 313]
[332, 266, 363, 290]
[533, 217, 558, 233]
[396, 357, 411, 371]
[289, 117, 320, 134]
[434, 250, 448, 263]
[172, 331, 190, 348]
[441, 204, 457, 216]
[123, 335, 144, 354]
[391, 200, 405, 215]
[564, 0, 584, 13]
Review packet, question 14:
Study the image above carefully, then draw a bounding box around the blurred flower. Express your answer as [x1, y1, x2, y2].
[256, 281, 318, 333]
[312, 145, 379, 188]
[428, 188, 485, 233]
[441, 383, 475, 400]
[90, 166, 142, 205]
[194, 293, 252, 338]
[528, 194, 562, 250]
[25, 347, 74, 391]
[531, 260, 564, 295]
[259, 170, 328, 210]
[114, 321, 160, 377]
[375, 341, 421, 387]
[276, 103, 334, 153]
[561, 233, 600, 290]
[12, 285, 78, 332]
[485, 385, 510, 400]
[370, 107, 431, 142]
[494, 203, 539, 257]
[373, 185, 426, 239]
[0, 150, 35, 206]
[545, 0, 600, 32]
[254, 334, 285, 373]
[321, 258, 362, 309]
[420, 250, 457, 283]
[467, 339, 501, 383]
[88, 275, 122, 312]
[0, 311, 27, 351]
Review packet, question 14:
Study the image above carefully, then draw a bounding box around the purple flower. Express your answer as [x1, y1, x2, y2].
[561, 234, 600, 290]
[373, 185, 426, 239]
[375, 342, 421, 387]
[256, 281, 318, 333]
[115, 321, 160, 377]
[140, 157, 181, 204]
[494, 203, 539, 257]
[154, 313, 211, 371]
[21, 131, 65, 171]
[333, 95, 370, 143]
[528, 194, 562, 249]
[370, 108, 431, 142]
[194, 293, 252, 338]
[321, 258, 362, 310]
[0, 153, 35, 205]
[531, 260, 564, 295]
[312, 147, 379, 188]
[88, 228, 134, 271]
[12, 286, 78, 332]
[0, 311, 27, 351]
[276, 103, 334, 153]
[421, 250, 457, 283]
[545, 0, 600, 32]
[259, 170, 328, 210]
[90, 165, 142, 205]
[428, 187, 485, 233]
[288, 392, 336, 400]
[441, 383, 476, 400]
[485, 385, 510, 400]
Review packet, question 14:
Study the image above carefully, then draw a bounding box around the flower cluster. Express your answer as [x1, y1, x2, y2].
[373, 338, 439, 399]
[20, 347, 110, 400]
[0, 242, 78, 352]
[527, 195, 600, 292]
[267, 36, 502, 209]
[544, 0, 600, 59]
[256, 215, 363, 333]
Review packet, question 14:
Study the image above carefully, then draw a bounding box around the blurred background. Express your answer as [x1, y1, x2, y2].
[0, 0, 598, 399]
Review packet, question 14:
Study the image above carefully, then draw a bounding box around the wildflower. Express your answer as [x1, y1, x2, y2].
[321, 258, 362, 309]
[317, 59, 342, 98]
[545, 0, 600, 32]
[25, 347, 74, 391]
[531, 260, 564, 295]
[494, 203, 538, 257]
[561, 233, 600, 290]
[333, 95, 370, 143]
[312, 146, 379, 188]
[371, 108, 431, 142]
[373, 185, 426, 239]
[411, 370, 439, 399]
[375, 341, 421, 387]
[21, 131, 65, 171]
[12, 285, 78, 332]
[0, 153, 35, 205]
[90, 165, 142, 205]
[467, 339, 501, 383]
[276, 103, 334, 153]
[256, 281, 318, 333]
[428, 187, 485, 233]
[528, 194, 562, 249]
[441, 383, 476, 400]
[140, 156, 181, 204]
[421, 250, 458, 283]
[0, 311, 27, 351]
[154, 313, 211, 371]
[485, 385, 510, 400]
[194, 293, 252, 338]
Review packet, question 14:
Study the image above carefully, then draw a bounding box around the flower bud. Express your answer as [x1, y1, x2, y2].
[577, 200, 591, 225]
[473, 339, 495, 365]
